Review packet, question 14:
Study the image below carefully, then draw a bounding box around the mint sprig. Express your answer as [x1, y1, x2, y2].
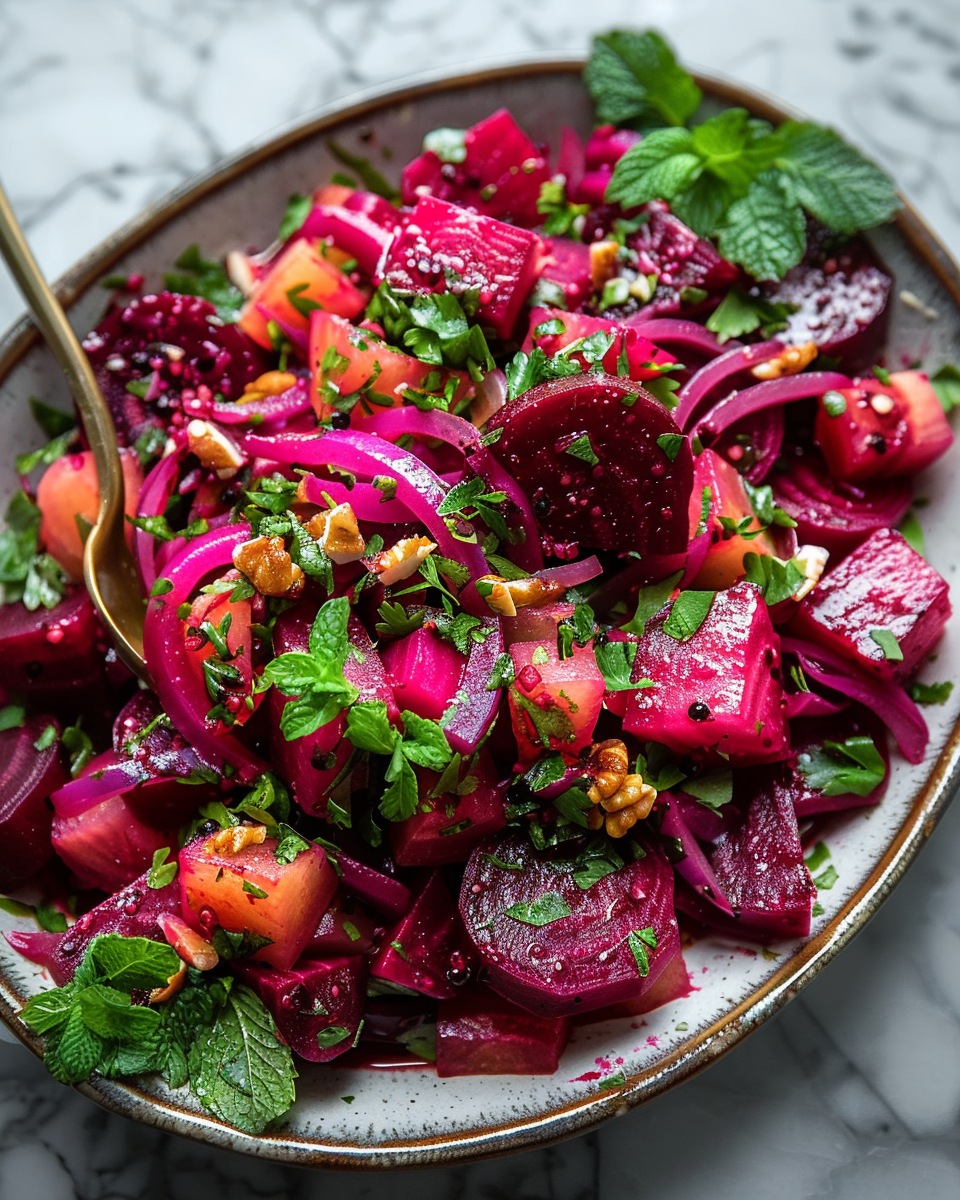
[344, 701, 453, 822]
[583, 30, 702, 128]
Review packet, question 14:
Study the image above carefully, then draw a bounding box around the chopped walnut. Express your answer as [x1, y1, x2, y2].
[186, 419, 245, 480]
[750, 341, 818, 380]
[590, 240, 621, 291]
[371, 535, 437, 586]
[204, 823, 268, 857]
[240, 370, 299, 404]
[157, 912, 220, 973]
[584, 738, 658, 839]
[302, 503, 366, 564]
[477, 573, 567, 617]
[233, 535, 305, 598]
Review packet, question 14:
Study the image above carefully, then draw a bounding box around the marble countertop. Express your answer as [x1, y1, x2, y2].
[1, 0, 960, 1196]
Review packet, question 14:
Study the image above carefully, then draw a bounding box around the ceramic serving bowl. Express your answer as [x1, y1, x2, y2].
[0, 59, 959, 1171]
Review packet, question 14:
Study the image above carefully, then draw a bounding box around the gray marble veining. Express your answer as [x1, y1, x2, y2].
[0, 0, 959, 1196]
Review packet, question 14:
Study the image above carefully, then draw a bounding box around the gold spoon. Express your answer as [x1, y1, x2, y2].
[0, 180, 150, 683]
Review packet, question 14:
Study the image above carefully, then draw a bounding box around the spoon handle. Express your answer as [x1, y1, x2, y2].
[0, 180, 149, 681]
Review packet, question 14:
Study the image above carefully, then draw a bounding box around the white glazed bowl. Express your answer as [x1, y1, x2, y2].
[0, 60, 959, 1169]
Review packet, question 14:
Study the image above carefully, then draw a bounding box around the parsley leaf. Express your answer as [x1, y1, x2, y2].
[326, 140, 399, 202]
[375, 602, 425, 639]
[277, 193, 312, 242]
[663, 590, 715, 641]
[681, 769, 733, 810]
[908, 681, 954, 705]
[620, 570, 682, 637]
[584, 29, 702, 128]
[504, 892, 572, 927]
[931, 364, 960, 414]
[797, 735, 886, 796]
[163, 245, 243, 322]
[869, 628, 903, 662]
[627, 927, 658, 976]
[564, 434, 600, 467]
[595, 640, 653, 692]
[743, 552, 806, 605]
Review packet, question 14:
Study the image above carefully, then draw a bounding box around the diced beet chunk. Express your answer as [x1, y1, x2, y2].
[488, 372, 693, 557]
[536, 238, 593, 310]
[234, 956, 366, 1063]
[389, 751, 508, 866]
[401, 109, 550, 228]
[5, 871, 180, 986]
[380, 624, 463, 723]
[814, 370, 953, 482]
[0, 716, 66, 891]
[708, 782, 816, 939]
[624, 582, 789, 766]
[369, 870, 475, 999]
[51, 784, 170, 894]
[761, 230, 891, 373]
[460, 830, 681, 1017]
[508, 640, 604, 762]
[789, 528, 951, 683]
[302, 889, 381, 957]
[379, 195, 540, 339]
[436, 989, 571, 1077]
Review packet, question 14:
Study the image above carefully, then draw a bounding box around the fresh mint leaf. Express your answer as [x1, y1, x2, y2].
[775, 121, 900, 235]
[743, 552, 806, 605]
[620, 570, 682, 637]
[717, 171, 806, 281]
[400, 711, 453, 772]
[89, 934, 181, 991]
[15, 428, 77, 477]
[663, 590, 715, 641]
[798, 735, 886, 797]
[595, 640, 653, 692]
[273, 824, 312, 865]
[379, 755, 419, 822]
[345, 701, 398, 755]
[188, 983, 297, 1135]
[605, 127, 702, 207]
[505, 892, 572, 927]
[584, 29, 702, 128]
[147, 847, 178, 890]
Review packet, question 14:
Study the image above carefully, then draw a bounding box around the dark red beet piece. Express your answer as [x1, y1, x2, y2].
[761, 230, 891, 373]
[5, 871, 180, 986]
[707, 782, 816, 939]
[302, 889, 381, 957]
[488, 372, 693, 556]
[233, 956, 366, 1063]
[379, 195, 540, 339]
[82, 292, 270, 445]
[536, 237, 594, 310]
[369, 870, 476, 999]
[389, 751, 508, 867]
[459, 830, 680, 1018]
[0, 715, 66, 891]
[772, 451, 912, 560]
[789, 528, 951, 683]
[436, 989, 571, 1076]
[400, 108, 550, 228]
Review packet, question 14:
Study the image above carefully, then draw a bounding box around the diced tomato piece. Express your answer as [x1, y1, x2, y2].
[523, 306, 677, 381]
[179, 831, 338, 970]
[690, 449, 778, 588]
[238, 238, 367, 349]
[309, 311, 472, 423]
[182, 576, 259, 733]
[815, 369, 954, 482]
[508, 640, 604, 762]
[37, 448, 142, 581]
[789, 527, 951, 682]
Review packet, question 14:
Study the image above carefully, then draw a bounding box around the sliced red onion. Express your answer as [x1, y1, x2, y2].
[621, 317, 724, 359]
[658, 793, 734, 916]
[784, 690, 848, 720]
[142, 523, 269, 783]
[134, 448, 184, 591]
[211, 377, 313, 426]
[299, 473, 413, 523]
[50, 756, 148, 819]
[299, 204, 395, 276]
[674, 340, 785, 432]
[556, 126, 585, 193]
[442, 615, 503, 755]
[780, 636, 928, 764]
[694, 371, 851, 441]
[334, 852, 412, 920]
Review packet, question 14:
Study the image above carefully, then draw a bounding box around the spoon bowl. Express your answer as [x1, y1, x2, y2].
[0, 180, 149, 683]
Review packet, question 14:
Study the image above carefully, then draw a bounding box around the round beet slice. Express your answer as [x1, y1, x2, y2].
[488, 373, 693, 556]
[460, 830, 679, 1017]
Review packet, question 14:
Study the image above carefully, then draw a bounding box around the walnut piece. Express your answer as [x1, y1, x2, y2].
[584, 739, 657, 839]
[233, 536, 305, 598]
[186, 419, 245, 480]
[371, 535, 437, 586]
[750, 341, 818, 381]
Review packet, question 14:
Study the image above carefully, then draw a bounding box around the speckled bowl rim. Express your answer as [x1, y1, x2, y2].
[1, 56, 959, 1171]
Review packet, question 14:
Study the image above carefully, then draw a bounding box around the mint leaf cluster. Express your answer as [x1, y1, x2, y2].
[588, 32, 900, 281]
[260, 597, 359, 740]
[345, 701, 454, 821]
[365, 282, 494, 383]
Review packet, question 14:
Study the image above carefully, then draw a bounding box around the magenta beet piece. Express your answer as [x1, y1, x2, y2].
[389, 751, 508, 867]
[624, 581, 789, 766]
[488, 372, 693, 556]
[400, 108, 550, 228]
[436, 989, 571, 1077]
[5, 870, 180, 985]
[772, 452, 912, 560]
[658, 794, 734, 917]
[460, 830, 680, 1018]
[370, 870, 475, 999]
[708, 782, 816, 939]
[787, 707, 890, 818]
[82, 292, 270, 445]
[380, 624, 463, 722]
[379, 195, 540, 339]
[790, 528, 951, 683]
[333, 851, 412, 922]
[52, 785, 171, 894]
[537, 238, 594, 310]
[762, 231, 891, 373]
[0, 715, 66, 890]
[342, 189, 403, 231]
[584, 125, 641, 169]
[303, 889, 381, 957]
[234, 956, 366, 1063]
[269, 608, 396, 816]
[0, 588, 122, 713]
